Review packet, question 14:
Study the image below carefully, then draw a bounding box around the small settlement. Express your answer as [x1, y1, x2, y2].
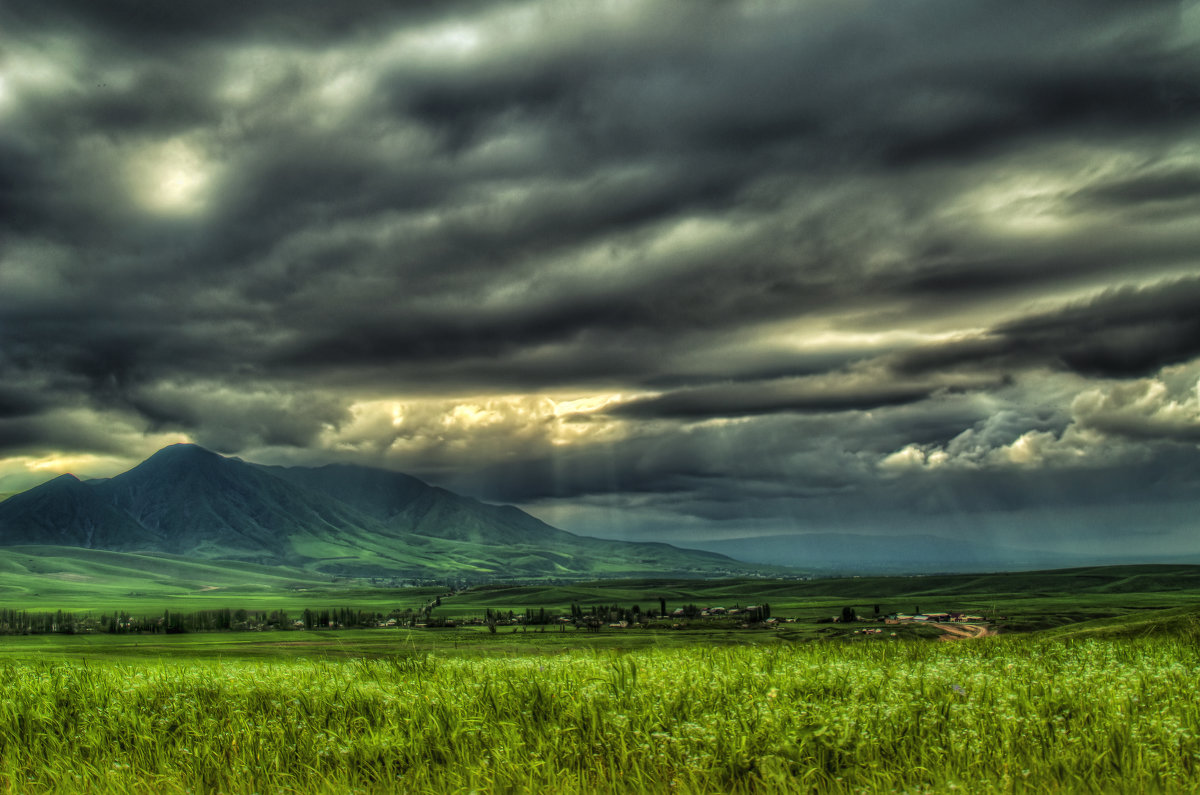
[886, 612, 986, 623]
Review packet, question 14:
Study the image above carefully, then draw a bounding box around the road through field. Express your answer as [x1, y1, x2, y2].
[933, 622, 993, 640]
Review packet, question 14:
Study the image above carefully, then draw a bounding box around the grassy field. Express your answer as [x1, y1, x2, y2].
[5, 555, 1200, 622]
[433, 565, 1200, 629]
[1, 630, 1199, 793]
[1, 565, 1199, 791]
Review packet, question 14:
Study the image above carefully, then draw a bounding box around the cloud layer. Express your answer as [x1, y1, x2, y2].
[2, 0, 1199, 554]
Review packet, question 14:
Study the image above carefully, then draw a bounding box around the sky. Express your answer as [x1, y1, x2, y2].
[2, 0, 1200, 557]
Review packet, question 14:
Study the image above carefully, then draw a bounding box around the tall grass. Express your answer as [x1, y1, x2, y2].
[0, 636, 1198, 792]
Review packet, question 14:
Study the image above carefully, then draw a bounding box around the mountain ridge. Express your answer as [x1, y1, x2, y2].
[0, 444, 743, 580]
[687, 531, 1190, 574]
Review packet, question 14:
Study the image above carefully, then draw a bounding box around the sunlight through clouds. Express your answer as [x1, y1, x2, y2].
[3, 0, 1200, 553]
[130, 138, 214, 216]
[316, 394, 636, 469]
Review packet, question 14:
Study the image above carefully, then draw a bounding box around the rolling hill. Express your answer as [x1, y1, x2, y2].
[0, 444, 743, 581]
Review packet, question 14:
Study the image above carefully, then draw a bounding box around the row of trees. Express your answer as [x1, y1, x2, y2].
[0, 596, 780, 635]
[0, 607, 413, 635]
[526, 601, 777, 628]
[671, 603, 773, 621]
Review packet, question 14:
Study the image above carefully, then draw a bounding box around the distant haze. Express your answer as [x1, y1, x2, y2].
[1, 2, 1199, 559]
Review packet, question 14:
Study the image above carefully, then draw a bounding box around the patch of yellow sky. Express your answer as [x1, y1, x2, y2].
[325, 393, 640, 461]
[0, 450, 167, 490]
[0, 42, 218, 219]
[129, 137, 215, 216]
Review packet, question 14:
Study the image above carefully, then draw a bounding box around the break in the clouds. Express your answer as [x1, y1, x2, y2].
[2, 0, 1199, 558]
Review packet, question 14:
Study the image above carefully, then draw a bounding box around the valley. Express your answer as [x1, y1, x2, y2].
[3, 445, 1200, 793]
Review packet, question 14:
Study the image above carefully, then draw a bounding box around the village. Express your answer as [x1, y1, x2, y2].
[0, 599, 995, 637]
[406, 601, 996, 636]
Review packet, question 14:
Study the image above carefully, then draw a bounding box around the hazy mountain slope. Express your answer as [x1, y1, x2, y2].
[689, 532, 1110, 574]
[0, 444, 744, 579]
[0, 544, 338, 605]
[261, 463, 564, 544]
[260, 460, 738, 574]
[88, 445, 397, 562]
[0, 474, 157, 549]
[256, 464, 428, 521]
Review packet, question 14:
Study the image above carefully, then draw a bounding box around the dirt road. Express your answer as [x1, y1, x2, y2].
[932, 622, 993, 640]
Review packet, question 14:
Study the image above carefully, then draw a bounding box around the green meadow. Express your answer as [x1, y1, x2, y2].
[4, 545, 1200, 622]
[2, 564, 1200, 792]
[2, 631, 1200, 793]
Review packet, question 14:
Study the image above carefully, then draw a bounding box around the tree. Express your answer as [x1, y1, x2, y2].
[841, 606, 857, 623]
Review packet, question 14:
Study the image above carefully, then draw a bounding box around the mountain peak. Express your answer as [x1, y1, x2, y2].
[147, 443, 219, 460]
[22, 473, 84, 497]
[0, 443, 741, 578]
[127, 444, 230, 479]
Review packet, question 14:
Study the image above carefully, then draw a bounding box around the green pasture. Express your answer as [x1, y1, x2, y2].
[403, 564, 1200, 631]
[0, 626, 764, 662]
[0, 564, 1199, 791]
[4, 558, 1200, 632]
[1, 633, 1199, 793]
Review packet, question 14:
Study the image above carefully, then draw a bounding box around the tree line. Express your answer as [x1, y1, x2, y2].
[0, 606, 412, 635]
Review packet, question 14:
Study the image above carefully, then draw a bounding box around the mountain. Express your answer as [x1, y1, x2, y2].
[0, 444, 742, 580]
[0, 474, 157, 550]
[257, 463, 566, 545]
[688, 532, 1164, 574]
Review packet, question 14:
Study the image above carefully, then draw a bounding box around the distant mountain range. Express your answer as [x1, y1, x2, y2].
[0, 444, 742, 580]
[688, 532, 1196, 574]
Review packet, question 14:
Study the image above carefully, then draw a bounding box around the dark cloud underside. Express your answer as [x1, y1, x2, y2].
[1, 0, 1198, 549]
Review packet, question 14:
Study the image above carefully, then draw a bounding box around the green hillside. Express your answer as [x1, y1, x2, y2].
[5, 547, 1200, 629]
[0, 546, 334, 605]
[430, 565, 1200, 627]
[0, 444, 747, 580]
[1033, 605, 1200, 641]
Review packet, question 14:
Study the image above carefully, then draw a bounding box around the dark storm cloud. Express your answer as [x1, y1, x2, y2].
[4, 0, 1197, 406]
[603, 378, 941, 420]
[0, 1, 475, 50]
[1004, 279, 1200, 377]
[881, 70, 1200, 167]
[450, 397, 1000, 504]
[3, 0, 1200, 551]
[0, 387, 42, 420]
[123, 383, 349, 452]
[1078, 169, 1200, 207]
[894, 277, 1200, 378]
